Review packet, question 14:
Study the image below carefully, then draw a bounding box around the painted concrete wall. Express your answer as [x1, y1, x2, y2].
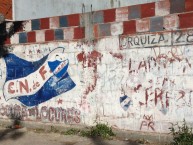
[1, 0, 193, 133]
[13, 0, 161, 20]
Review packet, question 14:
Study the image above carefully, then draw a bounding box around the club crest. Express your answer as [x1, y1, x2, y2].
[3, 47, 75, 106]
[120, 95, 132, 111]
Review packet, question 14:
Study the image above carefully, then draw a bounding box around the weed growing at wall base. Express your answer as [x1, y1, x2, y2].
[61, 128, 81, 135]
[169, 119, 193, 145]
[61, 123, 115, 139]
[80, 123, 115, 139]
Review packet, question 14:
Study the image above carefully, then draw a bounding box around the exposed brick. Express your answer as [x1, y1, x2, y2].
[136, 18, 150, 32]
[94, 24, 99, 38]
[36, 30, 45, 42]
[40, 18, 50, 29]
[150, 17, 164, 32]
[63, 28, 74, 40]
[163, 14, 179, 30]
[67, 14, 80, 26]
[74, 27, 85, 39]
[116, 7, 128, 22]
[104, 9, 116, 23]
[19, 32, 27, 43]
[55, 29, 63, 40]
[185, 0, 193, 12]
[179, 12, 193, 29]
[123, 20, 136, 35]
[170, 0, 185, 14]
[155, 0, 170, 16]
[50, 17, 59, 29]
[45, 29, 54, 41]
[27, 31, 36, 43]
[93, 11, 104, 23]
[141, 3, 155, 18]
[31, 19, 40, 30]
[128, 5, 141, 19]
[98, 23, 111, 37]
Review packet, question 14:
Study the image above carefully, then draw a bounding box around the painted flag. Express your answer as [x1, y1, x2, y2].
[3, 47, 75, 107]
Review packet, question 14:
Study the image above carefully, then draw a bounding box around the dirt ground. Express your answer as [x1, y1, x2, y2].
[0, 126, 167, 145]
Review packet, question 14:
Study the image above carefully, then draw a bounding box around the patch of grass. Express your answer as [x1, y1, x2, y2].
[80, 123, 115, 139]
[169, 119, 193, 145]
[31, 122, 115, 140]
[61, 128, 81, 135]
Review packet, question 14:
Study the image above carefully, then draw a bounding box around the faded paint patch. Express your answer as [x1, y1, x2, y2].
[116, 7, 128, 22]
[63, 28, 74, 40]
[10, 34, 19, 44]
[136, 18, 150, 32]
[110, 22, 123, 36]
[36, 30, 45, 42]
[155, 0, 170, 16]
[50, 16, 59, 29]
[163, 14, 179, 30]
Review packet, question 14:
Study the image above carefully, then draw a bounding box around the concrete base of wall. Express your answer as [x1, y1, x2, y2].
[0, 119, 172, 144]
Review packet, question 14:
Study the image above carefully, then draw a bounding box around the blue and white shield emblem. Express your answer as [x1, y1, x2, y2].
[120, 95, 132, 111]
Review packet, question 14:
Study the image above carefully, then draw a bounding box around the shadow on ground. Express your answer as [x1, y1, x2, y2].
[0, 127, 25, 142]
[90, 137, 140, 145]
[0, 116, 25, 142]
[91, 137, 108, 145]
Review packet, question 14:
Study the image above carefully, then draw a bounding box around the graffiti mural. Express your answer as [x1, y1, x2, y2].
[3, 47, 75, 106]
[0, 104, 81, 124]
[1, 29, 193, 133]
[140, 115, 155, 131]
